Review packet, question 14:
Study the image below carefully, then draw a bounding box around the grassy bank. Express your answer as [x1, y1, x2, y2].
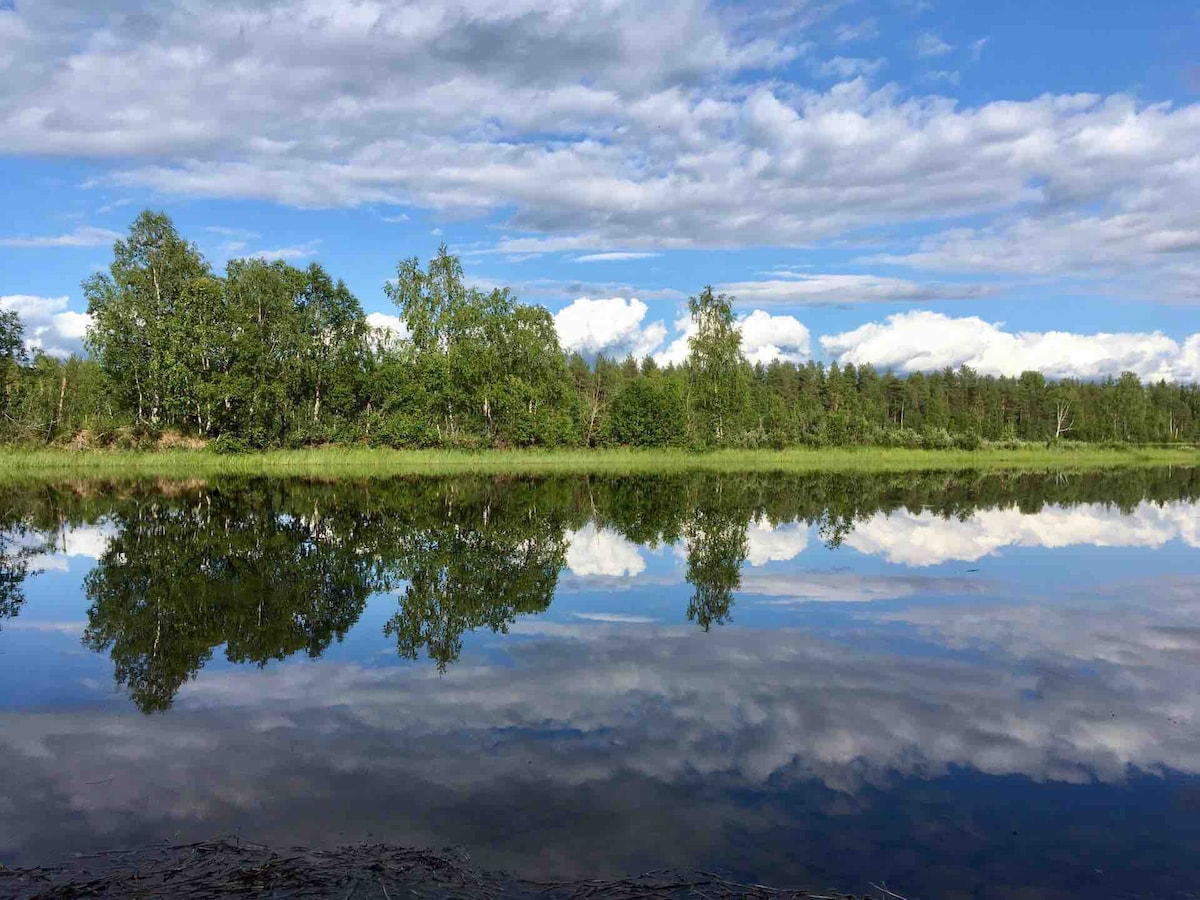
[0, 445, 1194, 480]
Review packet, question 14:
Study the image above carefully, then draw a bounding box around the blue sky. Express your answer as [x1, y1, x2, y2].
[1, 0, 1198, 378]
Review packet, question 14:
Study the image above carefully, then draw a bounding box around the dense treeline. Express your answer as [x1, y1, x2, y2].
[2, 211, 1198, 450]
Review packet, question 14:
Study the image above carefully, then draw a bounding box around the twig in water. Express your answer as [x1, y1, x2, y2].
[870, 882, 913, 900]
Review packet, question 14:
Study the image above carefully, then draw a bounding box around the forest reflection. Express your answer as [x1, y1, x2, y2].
[0, 467, 1196, 712]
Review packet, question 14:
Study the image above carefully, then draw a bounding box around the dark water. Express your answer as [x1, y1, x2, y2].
[1, 469, 1199, 898]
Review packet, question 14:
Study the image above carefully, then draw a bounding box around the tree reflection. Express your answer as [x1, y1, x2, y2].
[684, 502, 748, 631]
[0, 504, 56, 631]
[0, 536, 34, 630]
[382, 513, 567, 670]
[0, 467, 1191, 712]
[79, 480, 574, 710]
[82, 489, 376, 712]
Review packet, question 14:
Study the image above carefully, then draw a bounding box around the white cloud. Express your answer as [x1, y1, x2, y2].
[565, 525, 646, 578]
[572, 612, 656, 624]
[845, 501, 1200, 567]
[834, 19, 879, 43]
[574, 252, 661, 262]
[246, 241, 320, 261]
[653, 309, 812, 366]
[0, 225, 120, 248]
[0, 1, 1195, 298]
[744, 519, 809, 566]
[553, 297, 668, 360]
[922, 69, 960, 86]
[880, 213, 1200, 280]
[814, 56, 885, 80]
[205, 226, 260, 239]
[366, 311, 410, 346]
[718, 272, 991, 305]
[0, 295, 91, 358]
[738, 310, 811, 365]
[915, 31, 953, 57]
[821, 310, 1200, 381]
[741, 571, 987, 602]
[29, 524, 114, 573]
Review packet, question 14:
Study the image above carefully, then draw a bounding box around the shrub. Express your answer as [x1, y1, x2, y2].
[212, 434, 252, 455]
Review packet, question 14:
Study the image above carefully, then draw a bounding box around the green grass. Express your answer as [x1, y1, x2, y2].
[0, 445, 1194, 480]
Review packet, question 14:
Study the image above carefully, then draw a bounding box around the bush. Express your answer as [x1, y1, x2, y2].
[375, 413, 440, 449]
[212, 434, 252, 455]
[953, 431, 982, 451]
[920, 427, 954, 450]
[609, 380, 686, 447]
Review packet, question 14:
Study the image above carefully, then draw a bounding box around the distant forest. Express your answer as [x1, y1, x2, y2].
[2, 211, 1198, 450]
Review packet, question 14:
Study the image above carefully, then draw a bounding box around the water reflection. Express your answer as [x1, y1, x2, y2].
[0, 469, 1196, 712]
[1, 469, 1199, 896]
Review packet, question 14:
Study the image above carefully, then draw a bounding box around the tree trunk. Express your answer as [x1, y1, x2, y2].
[45, 372, 67, 444]
[1054, 400, 1073, 439]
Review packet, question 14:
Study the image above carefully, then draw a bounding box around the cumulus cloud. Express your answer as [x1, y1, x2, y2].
[744, 519, 809, 566]
[28, 524, 114, 573]
[553, 297, 668, 360]
[365, 311, 410, 348]
[821, 310, 1200, 381]
[1, 0, 1198, 297]
[0, 225, 121, 248]
[552, 292, 806, 369]
[565, 525, 647, 578]
[0, 295, 91, 358]
[653, 310, 811, 366]
[844, 501, 1200, 567]
[738, 310, 812, 365]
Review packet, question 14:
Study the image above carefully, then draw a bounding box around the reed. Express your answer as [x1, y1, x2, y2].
[0, 445, 1193, 480]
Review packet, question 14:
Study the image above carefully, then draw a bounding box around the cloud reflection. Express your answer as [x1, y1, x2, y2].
[3, 574, 1199, 880]
[845, 501, 1199, 566]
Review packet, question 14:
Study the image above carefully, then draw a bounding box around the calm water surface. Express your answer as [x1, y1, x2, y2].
[1, 469, 1199, 898]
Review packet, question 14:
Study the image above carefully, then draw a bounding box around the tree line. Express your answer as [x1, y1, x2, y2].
[1, 210, 1198, 449]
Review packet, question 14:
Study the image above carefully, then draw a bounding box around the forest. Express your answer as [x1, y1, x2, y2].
[1, 211, 1198, 451]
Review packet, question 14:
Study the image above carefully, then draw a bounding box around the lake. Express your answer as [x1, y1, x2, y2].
[1, 468, 1198, 898]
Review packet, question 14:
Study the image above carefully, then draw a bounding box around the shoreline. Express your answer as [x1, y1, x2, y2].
[0, 838, 849, 899]
[0, 445, 1194, 479]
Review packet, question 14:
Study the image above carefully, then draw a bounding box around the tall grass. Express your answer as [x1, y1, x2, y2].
[0, 445, 1193, 480]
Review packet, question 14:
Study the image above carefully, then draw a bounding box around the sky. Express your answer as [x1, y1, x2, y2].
[1, 0, 1199, 379]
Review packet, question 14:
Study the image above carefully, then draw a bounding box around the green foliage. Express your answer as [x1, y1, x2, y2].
[687, 286, 751, 445]
[381, 244, 575, 447]
[2, 210, 1199, 452]
[212, 434, 252, 455]
[609, 378, 686, 447]
[83, 211, 214, 428]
